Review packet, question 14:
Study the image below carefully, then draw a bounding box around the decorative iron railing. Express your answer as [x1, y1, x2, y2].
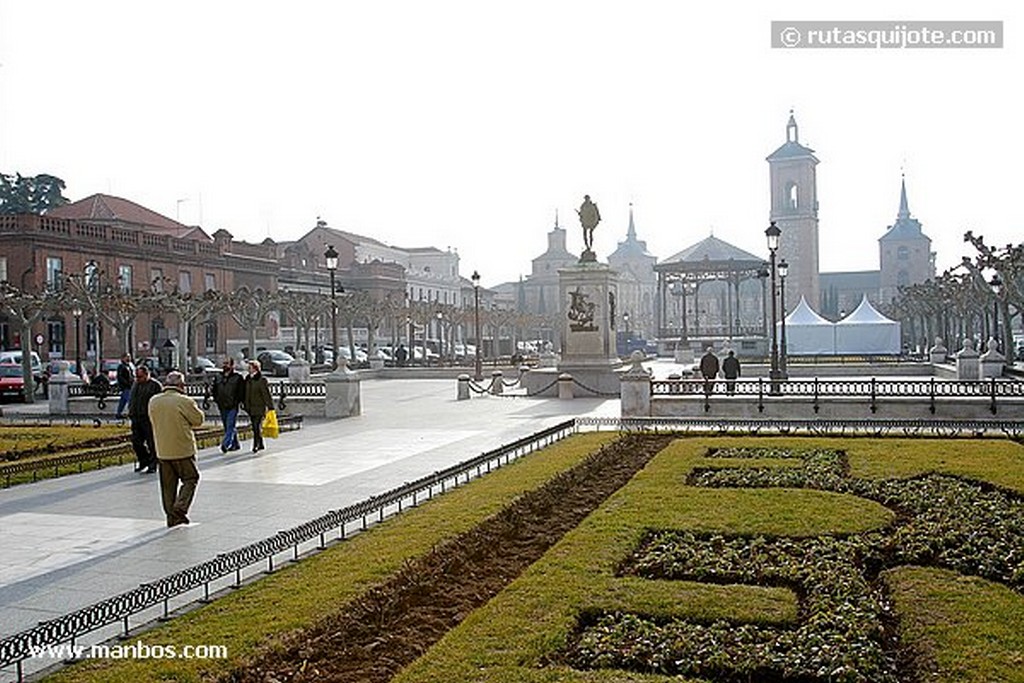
[0, 419, 578, 681]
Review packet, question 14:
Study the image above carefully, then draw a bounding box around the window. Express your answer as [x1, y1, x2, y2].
[47, 319, 66, 355]
[151, 268, 164, 292]
[118, 265, 133, 292]
[46, 257, 63, 290]
[785, 181, 798, 210]
[178, 271, 192, 294]
[0, 256, 7, 283]
[897, 270, 910, 287]
[84, 261, 99, 292]
[204, 273, 216, 292]
[897, 246, 909, 261]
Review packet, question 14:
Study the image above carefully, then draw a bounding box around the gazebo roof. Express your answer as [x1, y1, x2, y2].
[655, 235, 764, 275]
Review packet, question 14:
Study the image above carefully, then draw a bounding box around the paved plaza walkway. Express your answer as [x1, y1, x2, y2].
[0, 378, 618, 650]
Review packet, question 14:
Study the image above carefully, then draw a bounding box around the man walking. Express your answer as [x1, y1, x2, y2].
[148, 371, 205, 527]
[722, 350, 741, 395]
[211, 358, 245, 453]
[114, 353, 135, 418]
[127, 365, 162, 473]
[699, 347, 719, 395]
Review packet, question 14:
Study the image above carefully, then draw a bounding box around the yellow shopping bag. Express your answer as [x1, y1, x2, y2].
[263, 409, 280, 438]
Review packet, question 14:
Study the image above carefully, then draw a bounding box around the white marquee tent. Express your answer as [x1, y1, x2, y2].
[779, 296, 835, 355]
[835, 296, 902, 355]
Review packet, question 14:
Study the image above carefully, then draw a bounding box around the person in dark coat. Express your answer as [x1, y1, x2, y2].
[244, 359, 275, 453]
[699, 347, 720, 395]
[211, 358, 245, 453]
[127, 364, 163, 473]
[722, 350, 741, 395]
[395, 344, 408, 367]
[115, 353, 135, 418]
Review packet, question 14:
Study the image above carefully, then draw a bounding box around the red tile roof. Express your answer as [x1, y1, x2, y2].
[48, 194, 209, 239]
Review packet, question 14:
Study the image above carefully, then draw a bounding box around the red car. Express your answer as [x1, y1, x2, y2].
[0, 363, 29, 401]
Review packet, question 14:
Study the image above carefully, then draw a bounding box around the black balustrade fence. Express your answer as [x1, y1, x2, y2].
[0, 419, 577, 681]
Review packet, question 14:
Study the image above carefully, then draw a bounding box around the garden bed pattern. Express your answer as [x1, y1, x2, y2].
[564, 447, 1024, 682]
[219, 433, 676, 683]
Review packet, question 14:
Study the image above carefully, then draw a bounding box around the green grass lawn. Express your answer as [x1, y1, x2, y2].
[41, 434, 1024, 683]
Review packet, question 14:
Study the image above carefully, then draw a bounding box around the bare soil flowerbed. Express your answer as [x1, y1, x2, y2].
[220, 433, 675, 683]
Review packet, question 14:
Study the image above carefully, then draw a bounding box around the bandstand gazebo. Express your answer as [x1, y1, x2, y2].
[654, 235, 768, 358]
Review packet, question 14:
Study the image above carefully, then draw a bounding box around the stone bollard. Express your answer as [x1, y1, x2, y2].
[955, 338, 980, 380]
[558, 373, 574, 400]
[928, 336, 948, 365]
[490, 370, 503, 396]
[620, 350, 651, 417]
[324, 366, 361, 418]
[979, 336, 1005, 379]
[368, 351, 385, 371]
[287, 358, 311, 383]
[47, 360, 80, 415]
[457, 374, 470, 400]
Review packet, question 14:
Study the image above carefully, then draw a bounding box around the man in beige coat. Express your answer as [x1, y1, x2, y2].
[148, 371, 206, 527]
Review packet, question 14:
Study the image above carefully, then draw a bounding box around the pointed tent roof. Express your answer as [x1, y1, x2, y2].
[879, 175, 929, 242]
[836, 295, 897, 324]
[766, 111, 818, 162]
[48, 193, 208, 238]
[785, 296, 833, 326]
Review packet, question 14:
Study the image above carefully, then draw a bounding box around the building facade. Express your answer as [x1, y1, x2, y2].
[606, 204, 657, 340]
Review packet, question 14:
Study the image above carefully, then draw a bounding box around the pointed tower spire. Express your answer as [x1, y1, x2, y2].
[786, 108, 798, 143]
[626, 202, 637, 240]
[897, 174, 910, 219]
[554, 208, 560, 229]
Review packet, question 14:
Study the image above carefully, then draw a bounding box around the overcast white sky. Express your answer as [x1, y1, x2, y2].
[1, 1, 1020, 287]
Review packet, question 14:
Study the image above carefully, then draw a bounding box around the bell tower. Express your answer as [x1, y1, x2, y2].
[767, 111, 820, 311]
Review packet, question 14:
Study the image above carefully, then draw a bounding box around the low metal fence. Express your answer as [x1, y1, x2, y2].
[0, 419, 578, 680]
[651, 377, 1024, 414]
[68, 381, 326, 412]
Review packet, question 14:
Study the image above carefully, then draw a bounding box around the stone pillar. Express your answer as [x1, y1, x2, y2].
[620, 351, 651, 417]
[48, 360, 79, 415]
[928, 336, 948, 365]
[558, 372, 574, 400]
[955, 338, 980, 380]
[979, 337, 1005, 379]
[369, 351, 385, 370]
[457, 374, 470, 400]
[324, 367, 361, 418]
[287, 358, 311, 382]
[557, 260, 621, 396]
[490, 371, 503, 395]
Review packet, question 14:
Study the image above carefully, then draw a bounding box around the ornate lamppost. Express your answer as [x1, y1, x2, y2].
[324, 245, 339, 370]
[72, 306, 83, 375]
[435, 310, 444, 366]
[778, 258, 789, 379]
[471, 270, 482, 381]
[765, 221, 782, 394]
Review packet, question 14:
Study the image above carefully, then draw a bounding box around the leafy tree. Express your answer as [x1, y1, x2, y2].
[0, 172, 70, 214]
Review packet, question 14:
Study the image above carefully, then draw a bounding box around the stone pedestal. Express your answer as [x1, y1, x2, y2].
[287, 359, 311, 382]
[557, 261, 620, 396]
[979, 337, 1005, 379]
[48, 360, 81, 415]
[620, 351, 651, 417]
[558, 373, 574, 400]
[369, 351, 385, 370]
[928, 336, 948, 365]
[324, 367, 361, 418]
[955, 338, 980, 381]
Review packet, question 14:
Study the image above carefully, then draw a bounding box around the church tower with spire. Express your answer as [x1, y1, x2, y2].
[878, 175, 934, 304]
[767, 111, 820, 312]
[607, 203, 657, 339]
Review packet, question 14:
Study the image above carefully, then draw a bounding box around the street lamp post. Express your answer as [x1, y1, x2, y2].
[324, 245, 339, 370]
[778, 258, 789, 379]
[436, 310, 444, 366]
[72, 306, 83, 375]
[471, 271, 483, 381]
[765, 221, 782, 394]
[990, 273, 1003, 353]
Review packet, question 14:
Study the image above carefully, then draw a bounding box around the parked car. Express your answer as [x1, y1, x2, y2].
[100, 358, 122, 385]
[192, 356, 218, 375]
[0, 350, 44, 386]
[256, 350, 295, 377]
[0, 363, 29, 401]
